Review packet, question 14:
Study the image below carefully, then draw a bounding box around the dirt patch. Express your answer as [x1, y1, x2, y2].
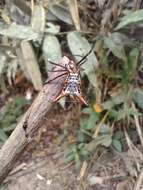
[5, 107, 142, 190]
[6, 143, 141, 190]
[7, 146, 79, 190]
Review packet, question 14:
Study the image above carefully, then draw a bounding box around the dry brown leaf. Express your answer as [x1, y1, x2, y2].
[79, 161, 88, 179]
[31, 4, 46, 33]
[67, 0, 80, 31]
[20, 41, 42, 91]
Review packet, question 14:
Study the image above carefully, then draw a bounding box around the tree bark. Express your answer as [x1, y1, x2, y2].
[0, 56, 69, 184]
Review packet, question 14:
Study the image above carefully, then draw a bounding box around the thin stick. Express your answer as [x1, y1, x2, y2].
[134, 169, 143, 190]
[132, 102, 143, 146]
[44, 72, 68, 84]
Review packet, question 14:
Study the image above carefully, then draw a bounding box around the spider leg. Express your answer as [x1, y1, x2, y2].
[75, 93, 88, 106]
[77, 43, 95, 66]
[77, 59, 87, 68]
[47, 69, 68, 73]
[53, 90, 67, 102]
[44, 72, 68, 84]
[74, 54, 87, 62]
[73, 84, 88, 105]
[48, 60, 67, 69]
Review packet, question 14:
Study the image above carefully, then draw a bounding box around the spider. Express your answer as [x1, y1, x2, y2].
[44, 44, 94, 106]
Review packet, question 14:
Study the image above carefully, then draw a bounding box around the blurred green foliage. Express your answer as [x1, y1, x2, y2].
[64, 5, 143, 168]
[0, 97, 30, 143]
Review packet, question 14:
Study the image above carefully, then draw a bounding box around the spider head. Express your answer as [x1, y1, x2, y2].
[68, 60, 77, 73]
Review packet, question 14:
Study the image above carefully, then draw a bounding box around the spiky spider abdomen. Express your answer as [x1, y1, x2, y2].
[64, 73, 81, 95]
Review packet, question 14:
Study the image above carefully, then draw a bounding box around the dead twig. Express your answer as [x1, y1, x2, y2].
[134, 169, 143, 190]
[132, 102, 143, 147]
[0, 56, 69, 184]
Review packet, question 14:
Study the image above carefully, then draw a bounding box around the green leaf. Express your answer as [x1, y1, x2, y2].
[100, 134, 112, 147]
[67, 31, 98, 87]
[0, 184, 8, 190]
[79, 148, 89, 156]
[86, 134, 112, 151]
[74, 153, 81, 170]
[45, 23, 60, 34]
[42, 35, 62, 72]
[50, 4, 73, 25]
[116, 107, 140, 121]
[81, 107, 92, 114]
[14, 96, 30, 106]
[86, 112, 98, 130]
[102, 92, 125, 110]
[77, 131, 85, 142]
[77, 143, 84, 149]
[107, 32, 131, 46]
[115, 9, 143, 30]
[99, 124, 111, 134]
[120, 48, 138, 88]
[80, 118, 88, 129]
[67, 144, 77, 153]
[0, 23, 39, 40]
[0, 129, 8, 142]
[129, 48, 139, 64]
[104, 34, 127, 61]
[122, 48, 139, 87]
[0, 96, 29, 129]
[133, 89, 143, 110]
[128, 48, 139, 77]
[114, 131, 124, 140]
[64, 153, 75, 164]
[80, 108, 99, 130]
[112, 139, 122, 152]
[42, 34, 63, 106]
[3, 124, 16, 132]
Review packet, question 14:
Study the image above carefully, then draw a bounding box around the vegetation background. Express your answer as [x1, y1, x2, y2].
[0, 0, 143, 189]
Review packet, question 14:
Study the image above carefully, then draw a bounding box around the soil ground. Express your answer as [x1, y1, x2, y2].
[5, 112, 141, 190]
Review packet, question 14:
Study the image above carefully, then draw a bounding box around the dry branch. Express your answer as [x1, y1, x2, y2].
[0, 56, 69, 184]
